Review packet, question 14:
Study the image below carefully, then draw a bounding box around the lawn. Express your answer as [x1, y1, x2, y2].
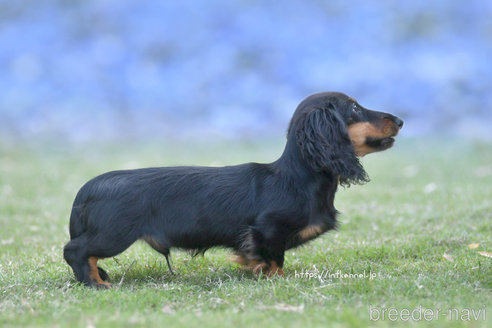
[0, 137, 491, 327]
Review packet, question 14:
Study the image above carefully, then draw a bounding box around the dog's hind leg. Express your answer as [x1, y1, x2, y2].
[86, 232, 140, 287]
[87, 256, 112, 288]
[64, 235, 89, 284]
[64, 231, 138, 288]
[97, 266, 109, 281]
[64, 236, 111, 287]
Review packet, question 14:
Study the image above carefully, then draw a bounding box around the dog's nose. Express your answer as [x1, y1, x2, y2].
[394, 117, 404, 129]
[384, 115, 404, 129]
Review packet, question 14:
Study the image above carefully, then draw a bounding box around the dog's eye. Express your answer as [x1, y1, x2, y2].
[352, 104, 360, 113]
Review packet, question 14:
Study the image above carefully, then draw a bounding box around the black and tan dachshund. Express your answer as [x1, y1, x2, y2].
[63, 92, 403, 287]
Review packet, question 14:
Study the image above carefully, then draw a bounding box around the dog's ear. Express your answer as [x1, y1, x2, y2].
[295, 106, 369, 186]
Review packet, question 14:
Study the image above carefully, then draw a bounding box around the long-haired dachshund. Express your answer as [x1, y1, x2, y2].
[63, 92, 403, 287]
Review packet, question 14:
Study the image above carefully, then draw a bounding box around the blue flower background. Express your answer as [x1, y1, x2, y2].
[1, 0, 491, 142]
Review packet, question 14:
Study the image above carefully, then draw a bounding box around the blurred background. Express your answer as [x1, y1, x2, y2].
[1, 0, 491, 143]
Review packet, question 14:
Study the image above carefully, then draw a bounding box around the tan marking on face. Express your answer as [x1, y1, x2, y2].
[298, 224, 324, 241]
[348, 97, 357, 103]
[347, 121, 398, 156]
[88, 256, 112, 287]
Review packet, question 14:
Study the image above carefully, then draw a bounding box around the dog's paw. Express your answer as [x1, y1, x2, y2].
[250, 260, 284, 277]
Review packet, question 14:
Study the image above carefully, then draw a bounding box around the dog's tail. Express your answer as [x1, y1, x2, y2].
[68, 203, 86, 240]
[68, 186, 91, 240]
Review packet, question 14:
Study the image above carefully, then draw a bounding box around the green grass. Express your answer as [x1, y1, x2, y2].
[0, 138, 491, 327]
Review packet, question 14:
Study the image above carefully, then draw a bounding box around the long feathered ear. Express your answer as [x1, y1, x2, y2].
[295, 106, 369, 186]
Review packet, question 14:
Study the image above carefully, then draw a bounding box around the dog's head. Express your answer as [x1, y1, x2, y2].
[288, 92, 403, 186]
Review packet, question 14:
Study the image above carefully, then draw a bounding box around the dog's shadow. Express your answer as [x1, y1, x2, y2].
[94, 256, 264, 289]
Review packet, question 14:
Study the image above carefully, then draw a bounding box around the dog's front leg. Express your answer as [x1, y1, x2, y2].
[248, 219, 287, 277]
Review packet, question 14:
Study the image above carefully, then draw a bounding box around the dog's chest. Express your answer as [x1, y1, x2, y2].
[297, 179, 338, 240]
[302, 208, 337, 235]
